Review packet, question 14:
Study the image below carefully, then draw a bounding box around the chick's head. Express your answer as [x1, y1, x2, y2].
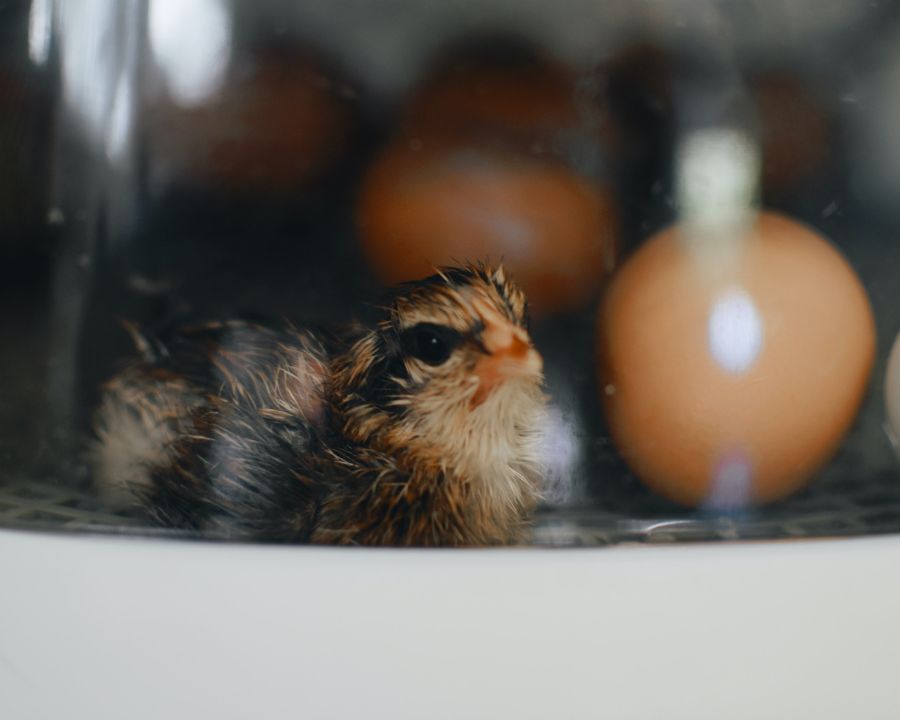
[334, 264, 546, 467]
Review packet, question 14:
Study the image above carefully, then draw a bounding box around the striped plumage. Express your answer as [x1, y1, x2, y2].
[92, 264, 547, 546]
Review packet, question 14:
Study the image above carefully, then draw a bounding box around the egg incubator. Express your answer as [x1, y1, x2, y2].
[3, 1, 900, 717]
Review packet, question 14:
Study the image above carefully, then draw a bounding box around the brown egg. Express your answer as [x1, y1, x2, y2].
[407, 52, 576, 137]
[751, 72, 830, 198]
[358, 138, 618, 316]
[148, 47, 356, 196]
[403, 41, 618, 162]
[598, 211, 874, 508]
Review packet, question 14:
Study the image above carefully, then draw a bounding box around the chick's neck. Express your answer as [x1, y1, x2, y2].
[314, 359, 527, 546]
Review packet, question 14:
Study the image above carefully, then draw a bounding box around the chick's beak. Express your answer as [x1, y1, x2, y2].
[470, 296, 543, 408]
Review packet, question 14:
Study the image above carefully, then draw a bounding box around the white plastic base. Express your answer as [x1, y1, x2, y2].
[2, 529, 899, 719]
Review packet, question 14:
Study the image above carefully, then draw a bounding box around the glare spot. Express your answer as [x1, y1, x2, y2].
[29, 0, 53, 65]
[708, 288, 763, 374]
[706, 453, 753, 511]
[149, 0, 231, 107]
[474, 208, 534, 254]
[537, 405, 580, 505]
[676, 128, 760, 263]
[58, 0, 122, 144]
[54, 0, 142, 163]
[677, 128, 759, 226]
[106, 74, 133, 161]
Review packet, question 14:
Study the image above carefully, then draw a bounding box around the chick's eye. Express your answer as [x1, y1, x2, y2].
[401, 323, 460, 366]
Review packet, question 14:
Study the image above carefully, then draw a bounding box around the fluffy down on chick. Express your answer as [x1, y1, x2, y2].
[92, 264, 547, 546]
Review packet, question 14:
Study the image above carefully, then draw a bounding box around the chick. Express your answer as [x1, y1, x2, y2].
[91, 264, 546, 546]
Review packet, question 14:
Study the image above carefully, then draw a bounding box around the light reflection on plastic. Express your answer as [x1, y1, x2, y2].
[676, 128, 759, 230]
[57, 0, 121, 145]
[53, 0, 141, 162]
[106, 75, 133, 161]
[28, 0, 52, 65]
[149, 0, 231, 107]
[537, 405, 580, 504]
[706, 452, 752, 512]
[708, 288, 763, 374]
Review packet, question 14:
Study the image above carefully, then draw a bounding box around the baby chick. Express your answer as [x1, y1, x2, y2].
[92, 264, 546, 546]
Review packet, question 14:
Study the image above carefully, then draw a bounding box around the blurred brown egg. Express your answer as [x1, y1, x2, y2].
[598, 211, 874, 508]
[403, 38, 617, 162]
[148, 46, 356, 196]
[751, 72, 830, 198]
[358, 138, 618, 316]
